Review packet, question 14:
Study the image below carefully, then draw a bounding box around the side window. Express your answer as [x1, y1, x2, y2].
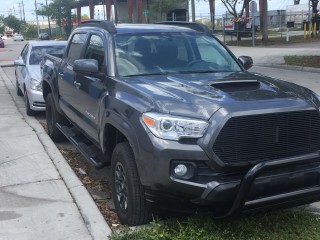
[66, 33, 87, 65]
[21, 44, 29, 63]
[195, 37, 228, 66]
[84, 34, 105, 72]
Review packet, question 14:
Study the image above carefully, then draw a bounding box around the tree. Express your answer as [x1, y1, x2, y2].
[3, 15, 22, 33]
[310, 0, 319, 23]
[209, 0, 215, 31]
[221, 0, 250, 40]
[149, 0, 185, 22]
[38, 0, 76, 36]
[220, 0, 251, 18]
[20, 23, 37, 39]
[0, 15, 5, 34]
[261, 0, 268, 41]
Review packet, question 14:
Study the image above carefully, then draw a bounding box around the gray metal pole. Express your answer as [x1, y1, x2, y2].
[34, 0, 40, 36]
[252, 6, 255, 47]
[191, 0, 195, 22]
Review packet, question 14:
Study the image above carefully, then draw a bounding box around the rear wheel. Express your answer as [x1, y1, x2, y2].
[46, 93, 66, 142]
[25, 90, 36, 116]
[111, 142, 152, 226]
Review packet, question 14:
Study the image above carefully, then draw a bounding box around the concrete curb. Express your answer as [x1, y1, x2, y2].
[0, 66, 112, 239]
[255, 64, 320, 73]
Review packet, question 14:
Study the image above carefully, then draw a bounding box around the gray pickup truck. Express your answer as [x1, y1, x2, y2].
[42, 20, 320, 226]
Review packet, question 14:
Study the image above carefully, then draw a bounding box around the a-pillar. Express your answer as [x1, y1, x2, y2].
[89, 0, 95, 19]
[137, 0, 143, 23]
[77, 4, 82, 24]
[106, 0, 111, 20]
[127, 0, 133, 23]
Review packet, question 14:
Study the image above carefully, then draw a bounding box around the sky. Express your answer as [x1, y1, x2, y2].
[0, 0, 310, 21]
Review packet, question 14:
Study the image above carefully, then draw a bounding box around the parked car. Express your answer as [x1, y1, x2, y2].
[0, 37, 4, 48]
[42, 20, 320, 226]
[39, 33, 50, 40]
[14, 41, 67, 115]
[13, 34, 24, 41]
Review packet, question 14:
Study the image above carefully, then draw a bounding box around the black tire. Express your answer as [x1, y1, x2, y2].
[16, 79, 23, 96]
[46, 93, 66, 142]
[25, 90, 36, 116]
[111, 142, 152, 226]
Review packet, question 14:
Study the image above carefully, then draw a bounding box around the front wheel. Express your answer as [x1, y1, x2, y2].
[46, 93, 66, 142]
[111, 142, 152, 226]
[25, 90, 36, 116]
[16, 78, 23, 96]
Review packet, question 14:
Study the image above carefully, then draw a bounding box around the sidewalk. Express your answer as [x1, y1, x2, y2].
[0, 67, 111, 239]
[229, 41, 320, 67]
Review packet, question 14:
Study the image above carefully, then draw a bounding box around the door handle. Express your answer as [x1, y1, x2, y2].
[73, 81, 81, 89]
[58, 72, 64, 77]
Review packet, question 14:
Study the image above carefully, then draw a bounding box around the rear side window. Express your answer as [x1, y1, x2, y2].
[29, 46, 65, 65]
[66, 33, 87, 65]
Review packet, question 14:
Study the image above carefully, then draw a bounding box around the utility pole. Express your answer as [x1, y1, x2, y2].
[34, 0, 40, 36]
[22, 0, 26, 23]
[18, 2, 22, 21]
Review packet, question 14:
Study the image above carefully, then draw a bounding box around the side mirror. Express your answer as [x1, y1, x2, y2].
[73, 59, 99, 73]
[14, 59, 25, 66]
[238, 56, 253, 70]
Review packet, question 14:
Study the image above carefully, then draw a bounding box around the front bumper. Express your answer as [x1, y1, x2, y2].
[139, 133, 320, 216]
[28, 89, 45, 111]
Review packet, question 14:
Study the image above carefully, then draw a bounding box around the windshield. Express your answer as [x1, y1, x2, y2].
[115, 32, 242, 77]
[29, 45, 65, 65]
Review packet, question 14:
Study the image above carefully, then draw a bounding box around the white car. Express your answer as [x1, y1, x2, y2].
[14, 41, 67, 115]
[13, 34, 24, 41]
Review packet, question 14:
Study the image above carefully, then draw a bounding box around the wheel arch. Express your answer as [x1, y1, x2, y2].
[101, 117, 141, 168]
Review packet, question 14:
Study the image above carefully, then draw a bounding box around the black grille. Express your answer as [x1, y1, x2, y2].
[212, 110, 320, 164]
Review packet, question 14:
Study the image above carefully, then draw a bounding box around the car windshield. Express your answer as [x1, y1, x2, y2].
[115, 32, 242, 77]
[29, 45, 65, 65]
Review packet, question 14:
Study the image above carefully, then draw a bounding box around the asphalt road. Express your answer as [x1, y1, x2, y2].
[0, 38, 26, 65]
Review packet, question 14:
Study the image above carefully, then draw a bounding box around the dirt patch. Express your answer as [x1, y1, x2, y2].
[40, 121, 122, 231]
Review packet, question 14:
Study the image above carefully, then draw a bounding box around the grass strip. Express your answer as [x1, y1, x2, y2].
[110, 210, 320, 240]
[284, 55, 320, 68]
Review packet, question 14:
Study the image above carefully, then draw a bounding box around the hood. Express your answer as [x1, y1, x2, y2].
[120, 71, 319, 120]
[28, 65, 41, 82]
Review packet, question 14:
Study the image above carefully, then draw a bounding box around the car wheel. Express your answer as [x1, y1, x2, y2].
[16, 78, 23, 96]
[111, 142, 152, 226]
[24, 90, 36, 116]
[46, 93, 66, 142]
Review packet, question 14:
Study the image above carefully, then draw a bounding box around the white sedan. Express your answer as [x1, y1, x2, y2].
[13, 34, 24, 41]
[14, 41, 67, 116]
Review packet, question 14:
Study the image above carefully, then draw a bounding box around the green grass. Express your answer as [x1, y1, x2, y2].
[110, 210, 320, 240]
[284, 55, 320, 68]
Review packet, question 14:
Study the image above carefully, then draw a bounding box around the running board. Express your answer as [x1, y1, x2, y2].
[56, 123, 106, 169]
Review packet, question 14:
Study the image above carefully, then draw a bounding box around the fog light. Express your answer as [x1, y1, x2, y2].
[174, 164, 188, 177]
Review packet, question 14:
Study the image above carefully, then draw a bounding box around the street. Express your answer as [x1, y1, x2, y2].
[0, 38, 26, 65]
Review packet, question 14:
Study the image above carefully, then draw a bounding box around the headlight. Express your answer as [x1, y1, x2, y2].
[30, 79, 42, 92]
[142, 112, 209, 141]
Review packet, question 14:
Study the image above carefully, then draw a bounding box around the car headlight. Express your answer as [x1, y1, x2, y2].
[30, 79, 42, 92]
[142, 112, 209, 141]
